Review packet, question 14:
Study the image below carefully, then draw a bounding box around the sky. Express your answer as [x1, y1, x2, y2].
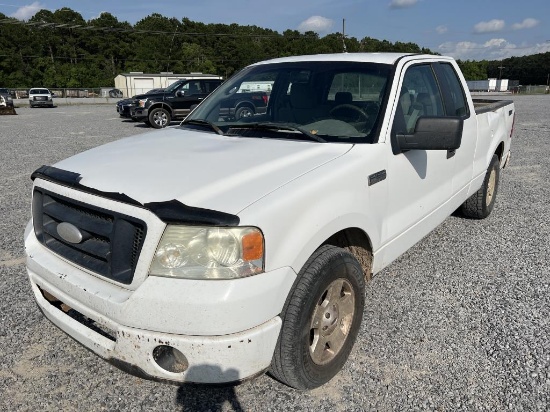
[1, 0, 549, 61]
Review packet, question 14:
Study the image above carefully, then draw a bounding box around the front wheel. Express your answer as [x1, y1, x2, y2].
[148, 107, 171, 129]
[270, 245, 365, 389]
[461, 154, 500, 219]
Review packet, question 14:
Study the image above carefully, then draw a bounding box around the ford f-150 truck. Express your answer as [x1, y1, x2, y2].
[25, 53, 514, 390]
[131, 77, 268, 127]
[131, 76, 223, 128]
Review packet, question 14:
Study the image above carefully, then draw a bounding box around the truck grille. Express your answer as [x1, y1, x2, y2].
[32, 188, 146, 284]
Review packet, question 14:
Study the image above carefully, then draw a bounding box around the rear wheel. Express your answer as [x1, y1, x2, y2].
[461, 154, 500, 219]
[235, 105, 254, 119]
[270, 245, 365, 389]
[149, 107, 171, 128]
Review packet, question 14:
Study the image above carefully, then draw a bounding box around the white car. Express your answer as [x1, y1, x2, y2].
[29, 88, 54, 108]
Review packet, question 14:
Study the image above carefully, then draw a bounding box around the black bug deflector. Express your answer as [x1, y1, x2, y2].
[31, 165, 240, 226]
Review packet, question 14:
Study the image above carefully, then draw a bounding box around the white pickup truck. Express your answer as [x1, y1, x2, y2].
[25, 53, 514, 390]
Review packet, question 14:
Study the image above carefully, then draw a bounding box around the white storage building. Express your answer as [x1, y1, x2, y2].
[114, 72, 223, 98]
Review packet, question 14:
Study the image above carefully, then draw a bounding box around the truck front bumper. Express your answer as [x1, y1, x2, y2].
[30, 99, 53, 107]
[131, 107, 148, 122]
[28, 269, 283, 384]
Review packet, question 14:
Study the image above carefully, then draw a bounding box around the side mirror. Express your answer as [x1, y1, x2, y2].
[176, 90, 185, 97]
[392, 117, 463, 155]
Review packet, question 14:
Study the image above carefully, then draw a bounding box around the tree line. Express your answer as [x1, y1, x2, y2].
[0, 7, 548, 88]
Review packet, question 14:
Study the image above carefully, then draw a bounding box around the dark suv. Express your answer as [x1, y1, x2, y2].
[131, 77, 223, 128]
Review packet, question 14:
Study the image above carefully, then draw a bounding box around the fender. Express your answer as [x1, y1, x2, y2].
[148, 101, 174, 117]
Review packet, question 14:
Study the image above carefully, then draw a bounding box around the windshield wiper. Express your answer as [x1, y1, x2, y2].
[229, 122, 326, 143]
[181, 119, 224, 135]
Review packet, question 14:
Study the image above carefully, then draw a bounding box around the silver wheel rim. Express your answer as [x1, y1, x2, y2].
[238, 108, 252, 118]
[153, 111, 168, 127]
[486, 168, 496, 206]
[309, 278, 355, 365]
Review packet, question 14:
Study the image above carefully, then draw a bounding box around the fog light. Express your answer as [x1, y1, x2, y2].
[152, 345, 189, 373]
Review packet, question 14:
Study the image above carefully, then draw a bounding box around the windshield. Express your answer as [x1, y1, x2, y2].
[165, 80, 184, 93]
[30, 89, 49, 94]
[186, 61, 391, 143]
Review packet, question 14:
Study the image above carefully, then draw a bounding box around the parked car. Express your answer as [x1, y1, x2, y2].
[116, 88, 165, 119]
[0, 88, 14, 107]
[109, 88, 123, 98]
[218, 90, 269, 120]
[25, 53, 514, 389]
[29, 88, 53, 108]
[130, 77, 223, 128]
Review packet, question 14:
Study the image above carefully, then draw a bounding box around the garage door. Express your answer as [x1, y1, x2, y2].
[134, 78, 154, 95]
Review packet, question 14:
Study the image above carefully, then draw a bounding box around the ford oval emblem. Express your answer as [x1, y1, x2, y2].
[57, 222, 83, 244]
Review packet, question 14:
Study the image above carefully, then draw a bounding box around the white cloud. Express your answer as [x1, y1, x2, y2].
[90, 11, 109, 21]
[297, 16, 333, 34]
[389, 0, 418, 9]
[473, 19, 505, 34]
[438, 38, 550, 60]
[436, 25, 448, 34]
[512, 18, 539, 30]
[10, 1, 44, 21]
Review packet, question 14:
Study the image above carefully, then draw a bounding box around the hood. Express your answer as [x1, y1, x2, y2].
[134, 91, 165, 100]
[54, 127, 352, 215]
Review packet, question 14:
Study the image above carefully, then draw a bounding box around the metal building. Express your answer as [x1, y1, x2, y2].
[114, 72, 223, 98]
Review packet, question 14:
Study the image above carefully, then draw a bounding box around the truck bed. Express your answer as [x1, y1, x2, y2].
[473, 98, 514, 115]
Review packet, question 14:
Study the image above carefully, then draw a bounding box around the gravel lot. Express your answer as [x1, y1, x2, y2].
[1, 97, 548, 411]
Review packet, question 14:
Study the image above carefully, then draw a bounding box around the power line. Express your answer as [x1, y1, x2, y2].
[0, 53, 258, 64]
[0, 18, 317, 39]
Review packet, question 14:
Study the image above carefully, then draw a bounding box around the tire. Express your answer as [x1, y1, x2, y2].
[148, 107, 171, 129]
[270, 245, 365, 390]
[235, 105, 254, 119]
[461, 154, 500, 219]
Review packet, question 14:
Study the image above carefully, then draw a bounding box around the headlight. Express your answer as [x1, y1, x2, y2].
[138, 99, 147, 108]
[150, 225, 264, 279]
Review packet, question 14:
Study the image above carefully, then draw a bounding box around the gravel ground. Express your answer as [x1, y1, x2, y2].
[0, 96, 548, 411]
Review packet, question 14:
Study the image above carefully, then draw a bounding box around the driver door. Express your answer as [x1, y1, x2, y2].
[170, 80, 207, 118]
[384, 63, 456, 247]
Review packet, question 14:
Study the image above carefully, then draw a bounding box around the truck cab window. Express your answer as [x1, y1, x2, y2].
[397, 64, 445, 134]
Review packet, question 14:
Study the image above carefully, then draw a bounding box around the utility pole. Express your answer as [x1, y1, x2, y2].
[342, 19, 347, 53]
[498, 65, 505, 80]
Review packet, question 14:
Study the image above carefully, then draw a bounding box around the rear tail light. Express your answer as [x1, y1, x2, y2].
[262, 95, 268, 105]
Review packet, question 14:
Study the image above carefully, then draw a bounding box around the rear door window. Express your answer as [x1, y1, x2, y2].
[436, 63, 470, 117]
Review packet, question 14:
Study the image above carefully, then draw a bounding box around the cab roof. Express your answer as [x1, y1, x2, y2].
[253, 53, 448, 66]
